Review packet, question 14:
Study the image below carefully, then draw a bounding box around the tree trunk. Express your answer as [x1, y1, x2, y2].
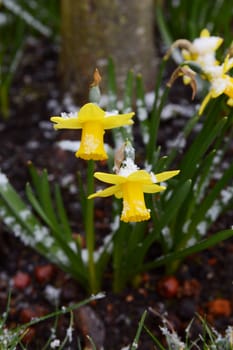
[60, 0, 157, 102]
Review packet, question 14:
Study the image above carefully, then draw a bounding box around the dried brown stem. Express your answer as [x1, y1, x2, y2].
[167, 66, 197, 100]
[164, 39, 194, 60]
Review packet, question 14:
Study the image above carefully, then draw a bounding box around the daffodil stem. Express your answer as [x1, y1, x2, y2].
[85, 160, 99, 293]
[113, 223, 128, 293]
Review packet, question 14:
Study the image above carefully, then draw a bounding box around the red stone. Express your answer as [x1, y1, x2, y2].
[157, 276, 180, 298]
[207, 257, 217, 266]
[19, 308, 37, 323]
[181, 278, 201, 297]
[13, 271, 31, 289]
[19, 306, 48, 323]
[34, 264, 54, 283]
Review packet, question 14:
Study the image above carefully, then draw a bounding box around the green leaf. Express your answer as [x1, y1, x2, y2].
[28, 162, 59, 229]
[186, 161, 233, 240]
[159, 179, 192, 229]
[26, 183, 55, 229]
[0, 179, 40, 235]
[179, 117, 228, 179]
[144, 325, 166, 350]
[112, 222, 131, 292]
[54, 184, 72, 239]
[123, 69, 134, 112]
[28, 163, 59, 230]
[76, 171, 87, 219]
[40, 169, 60, 229]
[136, 74, 150, 146]
[142, 229, 233, 271]
[27, 161, 42, 196]
[130, 310, 148, 350]
[147, 86, 170, 165]
[26, 183, 87, 282]
[94, 229, 115, 285]
[136, 74, 146, 106]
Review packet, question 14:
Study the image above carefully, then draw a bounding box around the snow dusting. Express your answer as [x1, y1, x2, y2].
[118, 158, 139, 177]
[60, 111, 77, 119]
[44, 285, 61, 306]
[196, 221, 208, 236]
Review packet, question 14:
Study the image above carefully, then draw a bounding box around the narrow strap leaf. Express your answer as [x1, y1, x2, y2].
[142, 229, 233, 271]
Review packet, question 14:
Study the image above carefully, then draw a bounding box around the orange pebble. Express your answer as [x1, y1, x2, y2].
[125, 294, 134, 302]
[207, 298, 232, 317]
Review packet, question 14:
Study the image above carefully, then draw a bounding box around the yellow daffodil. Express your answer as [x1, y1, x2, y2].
[182, 28, 223, 69]
[199, 55, 233, 115]
[50, 103, 134, 160]
[89, 158, 180, 222]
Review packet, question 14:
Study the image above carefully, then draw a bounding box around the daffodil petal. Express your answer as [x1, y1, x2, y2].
[154, 170, 180, 182]
[214, 37, 223, 51]
[77, 103, 105, 123]
[182, 49, 191, 61]
[227, 97, 233, 106]
[127, 170, 152, 183]
[200, 28, 210, 38]
[88, 184, 120, 199]
[94, 172, 126, 184]
[103, 113, 135, 129]
[223, 55, 233, 73]
[143, 184, 166, 193]
[115, 189, 123, 199]
[50, 117, 81, 129]
[224, 77, 233, 98]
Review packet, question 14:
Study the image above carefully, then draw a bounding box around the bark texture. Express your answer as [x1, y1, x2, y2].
[60, 0, 157, 101]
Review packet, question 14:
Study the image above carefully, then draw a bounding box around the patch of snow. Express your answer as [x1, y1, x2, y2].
[60, 111, 77, 119]
[196, 221, 208, 236]
[57, 140, 80, 152]
[19, 209, 31, 220]
[105, 110, 119, 117]
[145, 91, 155, 111]
[166, 132, 186, 150]
[44, 285, 61, 306]
[50, 339, 60, 348]
[221, 188, 233, 205]
[206, 201, 221, 221]
[161, 103, 195, 120]
[0, 13, 8, 26]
